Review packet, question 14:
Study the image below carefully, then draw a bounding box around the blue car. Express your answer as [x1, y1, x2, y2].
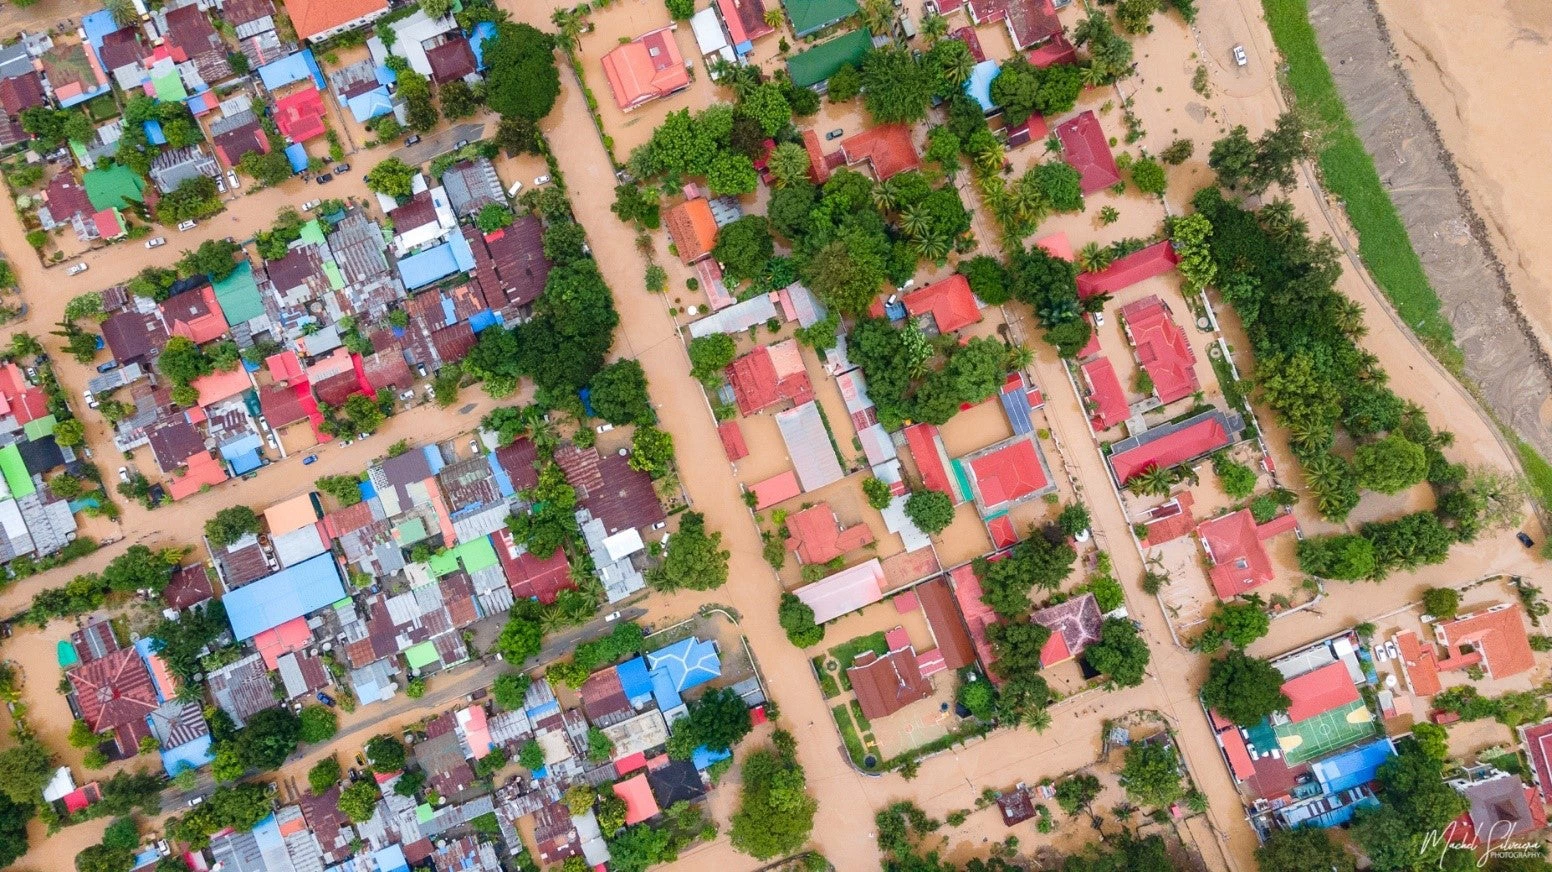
[302, 454, 318, 465]
[316, 691, 335, 706]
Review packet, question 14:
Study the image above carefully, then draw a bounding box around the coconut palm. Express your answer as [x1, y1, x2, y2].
[1080, 61, 1110, 89]
[1027, 708, 1053, 733]
[871, 177, 902, 213]
[862, 0, 895, 36]
[1127, 465, 1175, 497]
[899, 204, 930, 238]
[551, 9, 585, 50]
[914, 230, 952, 264]
[1076, 241, 1115, 273]
[1332, 297, 1367, 338]
[939, 46, 975, 87]
[764, 7, 785, 31]
[921, 12, 949, 44]
[108, 0, 137, 27]
[767, 142, 811, 188]
[973, 141, 1005, 176]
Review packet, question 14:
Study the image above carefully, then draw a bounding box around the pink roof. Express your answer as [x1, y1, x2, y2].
[1282, 661, 1359, 722]
[1220, 727, 1256, 781]
[1035, 232, 1073, 261]
[785, 503, 875, 565]
[613, 773, 660, 825]
[191, 367, 251, 407]
[904, 274, 981, 334]
[275, 87, 326, 142]
[1109, 415, 1232, 483]
[728, 340, 814, 415]
[600, 27, 689, 110]
[948, 563, 999, 676]
[751, 470, 801, 509]
[1077, 240, 1181, 299]
[904, 424, 953, 495]
[1121, 295, 1198, 403]
[794, 558, 886, 624]
[840, 124, 921, 180]
[253, 616, 312, 670]
[168, 451, 229, 500]
[266, 351, 304, 383]
[456, 706, 492, 759]
[614, 752, 647, 776]
[717, 420, 748, 461]
[1080, 357, 1128, 429]
[716, 0, 774, 44]
[164, 286, 230, 345]
[966, 437, 1049, 509]
[92, 208, 123, 239]
[1522, 721, 1552, 801]
[988, 514, 1017, 548]
[1055, 111, 1120, 195]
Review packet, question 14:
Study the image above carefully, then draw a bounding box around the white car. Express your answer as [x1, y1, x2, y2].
[1232, 44, 1248, 66]
[118, 466, 129, 483]
[226, 170, 239, 189]
[145, 237, 166, 249]
[83, 388, 98, 409]
[177, 219, 198, 231]
[67, 262, 89, 276]
[507, 180, 523, 197]
[301, 199, 321, 211]
[533, 175, 551, 186]
[1092, 310, 1105, 327]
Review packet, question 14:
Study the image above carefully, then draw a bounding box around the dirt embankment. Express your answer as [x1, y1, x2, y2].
[1304, 0, 1552, 456]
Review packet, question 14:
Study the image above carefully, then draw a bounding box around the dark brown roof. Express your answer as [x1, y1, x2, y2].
[222, 0, 276, 26]
[556, 445, 667, 535]
[493, 438, 539, 492]
[916, 577, 976, 670]
[580, 668, 632, 726]
[361, 348, 413, 392]
[380, 446, 433, 488]
[164, 4, 233, 82]
[0, 72, 45, 115]
[99, 27, 150, 71]
[300, 785, 353, 864]
[389, 190, 439, 234]
[486, 217, 550, 309]
[101, 309, 168, 364]
[45, 172, 93, 220]
[425, 38, 477, 84]
[848, 648, 932, 720]
[219, 540, 272, 588]
[69, 647, 159, 732]
[213, 120, 267, 167]
[312, 368, 362, 408]
[533, 801, 580, 863]
[266, 246, 322, 293]
[431, 322, 476, 365]
[148, 417, 206, 472]
[163, 563, 215, 610]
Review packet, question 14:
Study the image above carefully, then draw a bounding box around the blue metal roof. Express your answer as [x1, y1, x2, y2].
[965, 60, 1001, 113]
[219, 433, 264, 461]
[223, 553, 346, 640]
[159, 733, 213, 777]
[650, 668, 683, 713]
[1313, 738, 1395, 794]
[346, 86, 394, 123]
[647, 636, 721, 693]
[228, 449, 263, 476]
[258, 51, 325, 92]
[284, 143, 309, 173]
[372, 845, 408, 872]
[143, 119, 167, 146]
[398, 242, 463, 290]
[617, 657, 654, 706]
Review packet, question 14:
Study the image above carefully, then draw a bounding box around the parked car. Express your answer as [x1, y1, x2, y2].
[67, 262, 88, 276]
[302, 454, 318, 465]
[826, 128, 844, 140]
[405, 135, 421, 146]
[118, 466, 129, 483]
[507, 180, 523, 196]
[605, 611, 622, 622]
[595, 422, 614, 434]
[455, 139, 468, 149]
[334, 163, 350, 173]
[316, 690, 335, 705]
[533, 175, 551, 186]
[187, 796, 204, 807]
[1092, 311, 1105, 327]
[226, 170, 239, 189]
[469, 438, 481, 454]
[82, 388, 98, 409]
[177, 219, 197, 231]
[301, 199, 321, 211]
[1518, 531, 1536, 548]
[400, 389, 415, 401]
[1233, 44, 1248, 66]
[96, 360, 119, 373]
[145, 237, 166, 248]
[316, 173, 333, 184]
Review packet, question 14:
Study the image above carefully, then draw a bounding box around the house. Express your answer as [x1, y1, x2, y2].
[1056, 111, 1121, 195]
[903, 274, 980, 334]
[391, 187, 457, 256]
[716, 0, 775, 54]
[1199, 509, 1299, 600]
[554, 444, 666, 535]
[39, 172, 98, 242]
[1435, 605, 1536, 681]
[727, 340, 814, 415]
[162, 4, 234, 83]
[102, 310, 168, 367]
[274, 86, 326, 142]
[1448, 770, 1547, 845]
[532, 802, 581, 863]
[795, 557, 886, 623]
[849, 647, 933, 720]
[581, 668, 634, 727]
[331, 58, 395, 123]
[148, 417, 208, 473]
[1076, 240, 1180, 299]
[94, 28, 151, 91]
[211, 111, 270, 167]
[647, 759, 707, 806]
[1079, 356, 1128, 430]
[785, 503, 874, 565]
[163, 563, 215, 610]
[415, 732, 477, 798]
[440, 159, 505, 218]
[426, 38, 478, 84]
[613, 773, 661, 825]
[966, 0, 1061, 50]
[601, 26, 690, 111]
[1120, 295, 1198, 404]
[786, 28, 871, 89]
[162, 285, 230, 344]
[916, 576, 976, 670]
[664, 196, 718, 264]
[839, 124, 921, 181]
[775, 401, 845, 492]
[68, 647, 158, 753]
[1520, 720, 1552, 803]
[1282, 661, 1359, 723]
[962, 434, 1055, 515]
[149, 146, 221, 194]
[0, 71, 45, 116]
[646, 636, 720, 696]
[207, 652, 281, 726]
[1031, 592, 1102, 667]
[381, 10, 459, 78]
[222, 552, 347, 640]
[464, 218, 550, 312]
[285, 0, 391, 42]
[903, 423, 956, 497]
[1107, 408, 1244, 484]
[92, 208, 126, 241]
[782, 0, 861, 37]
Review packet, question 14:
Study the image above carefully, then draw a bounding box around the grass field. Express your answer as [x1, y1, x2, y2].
[1260, 0, 1461, 370]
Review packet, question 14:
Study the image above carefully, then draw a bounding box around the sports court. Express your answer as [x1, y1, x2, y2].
[1273, 699, 1376, 765]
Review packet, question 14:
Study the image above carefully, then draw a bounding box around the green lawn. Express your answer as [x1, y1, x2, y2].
[828, 631, 889, 690]
[1260, 0, 1459, 367]
[1515, 439, 1552, 512]
[812, 654, 841, 698]
[832, 703, 873, 769]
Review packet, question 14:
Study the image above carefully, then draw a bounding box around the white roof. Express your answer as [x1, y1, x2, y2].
[42, 766, 75, 802]
[273, 523, 329, 568]
[603, 528, 644, 562]
[690, 7, 730, 55]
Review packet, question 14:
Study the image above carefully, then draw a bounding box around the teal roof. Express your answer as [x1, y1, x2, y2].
[787, 29, 870, 88]
[212, 261, 265, 324]
[783, 0, 860, 36]
[84, 165, 144, 211]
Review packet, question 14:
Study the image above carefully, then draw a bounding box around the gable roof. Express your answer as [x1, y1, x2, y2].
[1031, 593, 1102, 667]
[1521, 721, 1552, 802]
[964, 434, 1052, 511]
[785, 503, 874, 565]
[613, 773, 660, 825]
[849, 648, 932, 720]
[717, 0, 775, 45]
[425, 38, 477, 83]
[903, 423, 954, 495]
[916, 577, 975, 670]
[776, 401, 845, 492]
[69, 647, 158, 732]
[1077, 240, 1181, 299]
[0, 71, 45, 115]
[1120, 295, 1198, 403]
[1282, 661, 1359, 723]
[285, 0, 389, 41]
[967, 0, 1061, 49]
[1108, 409, 1239, 483]
[1437, 606, 1536, 681]
[840, 123, 921, 181]
[795, 557, 886, 624]
[1056, 111, 1120, 195]
[213, 118, 269, 167]
[600, 27, 689, 110]
[786, 27, 870, 86]
[784, 0, 861, 35]
[664, 197, 718, 264]
[904, 274, 980, 334]
[1079, 357, 1128, 429]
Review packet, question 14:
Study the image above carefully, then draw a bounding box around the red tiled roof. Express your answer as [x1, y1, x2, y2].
[69, 647, 158, 732]
[162, 285, 229, 345]
[275, 86, 326, 142]
[717, 420, 748, 461]
[849, 648, 933, 719]
[1282, 661, 1359, 722]
[324, 500, 376, 540]
[717, 0, 774, 45]
[840, 123, 921, 180]
[802, 129, 831, 184]
[1522, 721, 1552, 801]
[1077, 240, 1181, 299]
[0, 72, 45, 115]
[1056, 111, 1120, 195]
[904, 424, 953, 495]
[784, 503, 875, 565]
[1120, 295, 1198, 404]
[1080, 357, 1128, 429]
[1398, 629, 1443, 696]
[948, 563, 999, 675]
[1143, 493, 1195, 546]
[751, 470, 801, 509]
[966, 437, 1049, 509]
[600, 27, 689, 110]
[1437, 606, 1536, 681]
[727, 341, 814, 415]
[1110, 415, 1231, 483]
[916, 577, 975, 670]
[1200, 508, 1296, 600]
[967, 0, 1061, 49]
[287, 0, 388, 41]
[1028, 31, 1077, 67]
[951, 26, 985, 62]
[904, 274, 981, 334]
[1031, 593, 1102, 667]
[664, 197, 717, 264]
[266, 350, 304, 383]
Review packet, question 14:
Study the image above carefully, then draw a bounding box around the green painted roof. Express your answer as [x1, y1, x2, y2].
[0, 444, 33, 497]
[152, 68, 187, 101]
[84, 164, 144, 211]
[787, 28, 870, 87]
[396, 517, 429, 545]
[456, 535, 499, 574]
[322, 261, 344, 291]
[415, 803, 435, 823]
[299, 219, 327, 246]
[212, 261, 266, 325]
[22, 415, 56, 440]
[784, 0, 860, 35]
[428, 547, 460, 577]
[404, 640, 438, 669]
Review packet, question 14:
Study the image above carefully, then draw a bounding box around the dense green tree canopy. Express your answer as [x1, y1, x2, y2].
[1200, 650, 1289, 726]
[484, 23, 560, 121]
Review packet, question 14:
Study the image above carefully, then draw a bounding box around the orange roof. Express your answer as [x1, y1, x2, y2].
[1437, 605, 1536, 680]
[840, 123, 921, 180]
[1397, 630, 1443, 696]
[904, 274, 981, 334]
[168, 451, 229, 500]
[1143, 493, 1195, 546]
[285, 0, 388, 41]
[266, 494, 319, 536]
[164, 285, 230, 345]
[664, 197, 718, 264]
[1120, 295, 1199, 404]
[191, 367, 252, 407]
[613, 773, 660, 825]
[802, 129, 831, 184]
[1282, 661, 1359, 722]
[785, 503, 875, 565]
[600, 26, 689, 110]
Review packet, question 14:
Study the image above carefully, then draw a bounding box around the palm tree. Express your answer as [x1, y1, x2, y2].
[914, 230, 952, 264]
[872, 178, 902, 213]
[940, 48, 974, 87]
[1028, 708, 1053, 733]
[9, 333, 41, 359]
[899, 204, 929, 238]
[921, 12, 949, 44]
[862, 0, 895, 36]
[107, 0, 137, 28]
[763, 7, 785, 32]
[1127, 465, 1174, 497]
[1079, 61, 1109, 89]
[973, 141, 1005, 176]
[1076, 241, 1115, 273]
[767, 143, 811, 188]
[1332, 297, 1367, 337]
[551, 9, 585, 51]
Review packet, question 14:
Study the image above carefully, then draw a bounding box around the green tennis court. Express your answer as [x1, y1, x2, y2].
[1274, 699, 1376, 765]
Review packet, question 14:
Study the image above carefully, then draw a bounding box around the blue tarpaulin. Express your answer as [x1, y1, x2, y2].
[468, 309, 500, 332]
[470, 21, 497, 69]
[143, 119, 167, 145]
[159, 733, 214, 777]
[284, 143, 309, 173]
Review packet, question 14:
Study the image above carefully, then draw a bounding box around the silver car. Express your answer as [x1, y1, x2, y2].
[1232, 44, 1248, 66]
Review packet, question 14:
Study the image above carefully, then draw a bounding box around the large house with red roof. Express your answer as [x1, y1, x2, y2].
[966, 0, 1061, 50]
[1398, 603, 1536, 698]
[601, 26, 690, 111]
[1056, 111, 1120, 195]
[961, 433, 1055, 515]
[1077, 240, 1181, 299]
[727, 339, 814, 415]
[1107, 408, 1243, 485]
[1120, 295, 1198, 404]
[784, 503, 874, 565]
[283, 0, 390, 42]
[1198, 508, 1298, 600]
[68, 646, 160, 756]
[903, 274, 981, 335]
[664, 196, 718, 264]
